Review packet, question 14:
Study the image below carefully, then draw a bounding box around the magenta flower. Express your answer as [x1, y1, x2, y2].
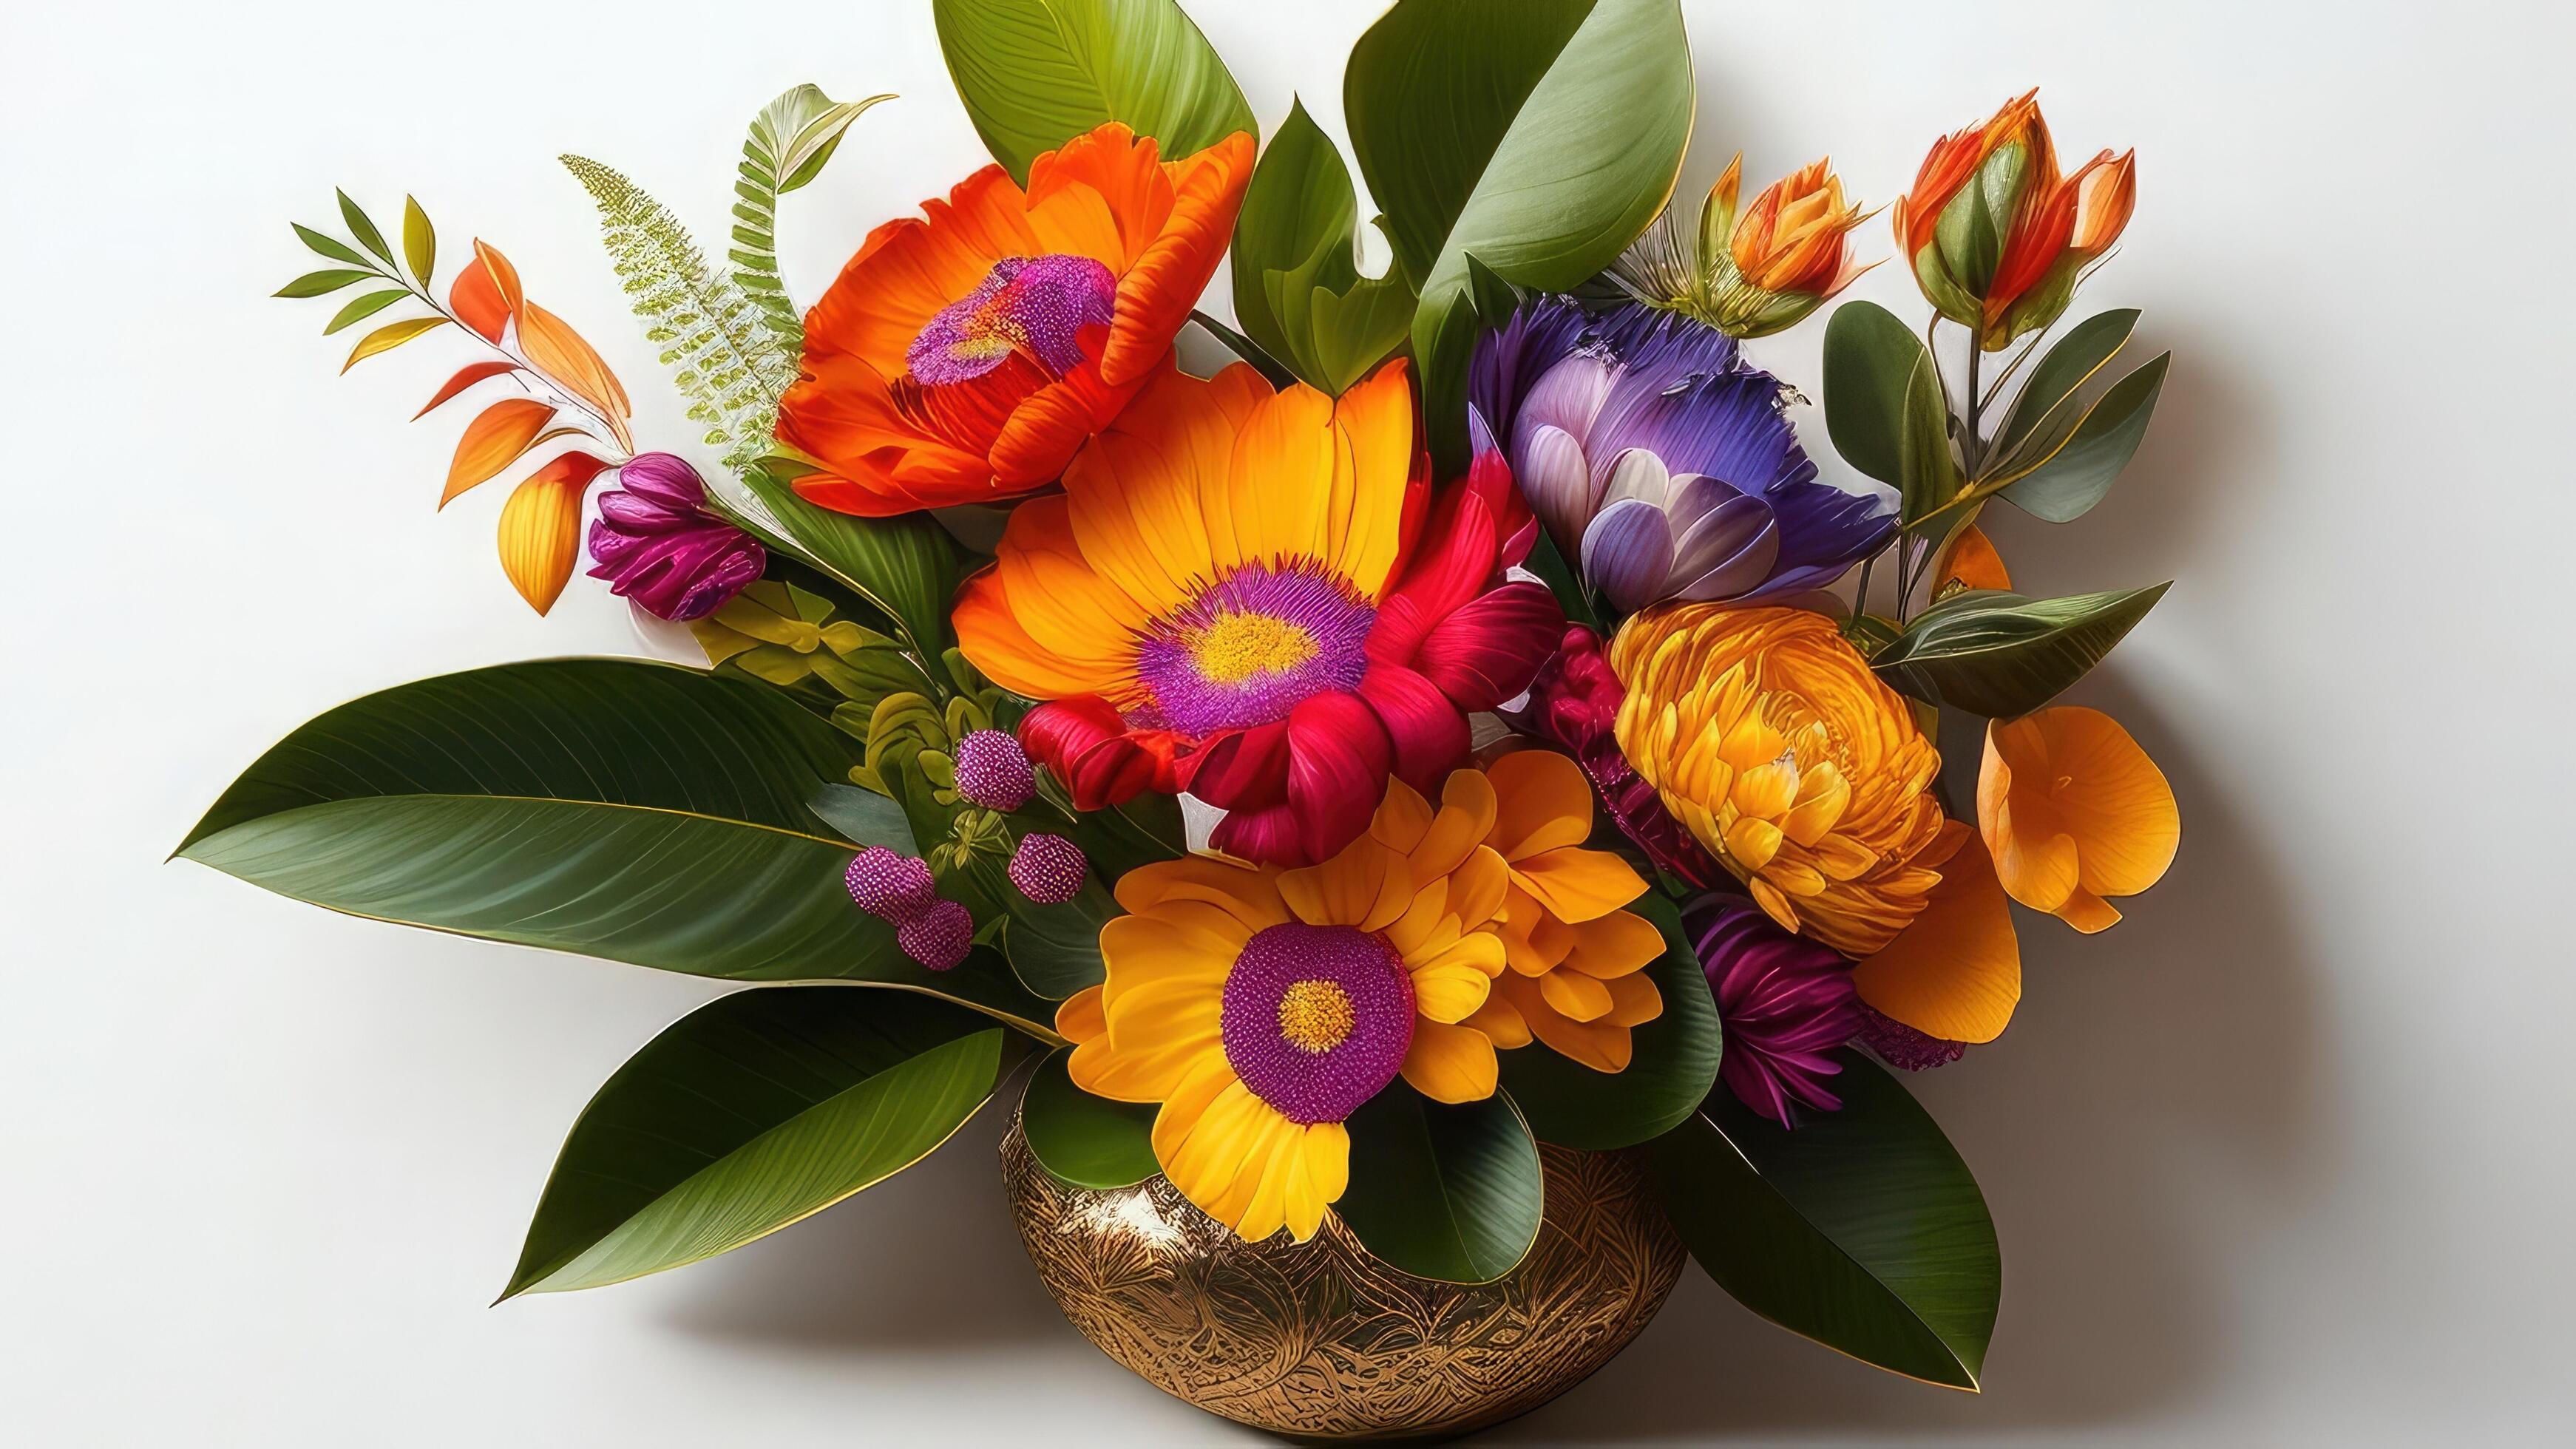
[1692, 897, 1862, 1126]
[1510, 624, 1723, 890]
[585, 453, 765, 621]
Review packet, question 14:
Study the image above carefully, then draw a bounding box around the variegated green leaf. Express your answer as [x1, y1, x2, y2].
[733, 86, 892, 347]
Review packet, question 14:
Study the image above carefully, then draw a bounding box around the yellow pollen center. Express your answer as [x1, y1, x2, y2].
[1193, 610, 1318, 683]
[1276, 979, 1356, 1054]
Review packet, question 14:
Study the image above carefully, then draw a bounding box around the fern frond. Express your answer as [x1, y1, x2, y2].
[733, 86, 892, 349]
[562, 154, 798, 472]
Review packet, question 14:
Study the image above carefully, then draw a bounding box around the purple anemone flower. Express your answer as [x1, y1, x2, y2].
[586, 453, 765, 622]
[1468, 296, 1894, 614]
[1690, 896, 1863, 1127]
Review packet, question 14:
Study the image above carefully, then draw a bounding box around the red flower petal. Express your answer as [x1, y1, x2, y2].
[1020, 699, 1172, 810]
[1412, 581, 1565, 710]
[1210, 802, 1303, 866]
[1284, 692, 1392, 865]
[1179, 721, 1290, 811]
[1358, 664, 1470, 793]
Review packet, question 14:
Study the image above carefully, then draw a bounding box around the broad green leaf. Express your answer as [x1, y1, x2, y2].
[1825, 300, 1944, 491]
[1304, 274, 1414, 396]
[1993, 308, 2138, 462]
[274, 269, 373, 299]
[322, 288, 409, 335]
[931, 0, 1255, 184]
[1231, 98, 1409, 394]
[336, 189, 395, 265]
[293, 222, 373, 268]
[807, 781, 918, 852]
[1647, 1052, 1999, 1388]
[726, 462, 969, 664]
[1337, 1085, 1543, 1283]
[177, 659, 1052, 1033]
[1020, 1047, 1159, 1189]
[566, 154, 798, 472]
[1998, 353, 2169, 523]
[1899, 348, 1962, 525]
[339, 315, 447, 372]
[1356, 0, 1694, 466]
[1499, 892, 1721, 1150]
[504, 988, 1016, 1296]
[1871, 583, 2170, 717]
[1000, 875, 1116, 999]
[733, 86, 892, 348]
[401, 194, 436, 286]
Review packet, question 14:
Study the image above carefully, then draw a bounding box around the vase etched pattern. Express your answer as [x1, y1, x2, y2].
[1002, 1123, 1684, 1440]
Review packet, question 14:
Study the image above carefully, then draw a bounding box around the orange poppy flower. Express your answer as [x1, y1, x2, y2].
[1978, 707, 2179, 932]
[1850, 820, 2021, 1044]
[776, 123, 1252, 516]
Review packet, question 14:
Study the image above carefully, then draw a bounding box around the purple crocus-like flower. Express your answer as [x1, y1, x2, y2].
[1469, 296, 1893, 614]
[585, 453, 765, 622]
[1691, 896, 1863, 1127]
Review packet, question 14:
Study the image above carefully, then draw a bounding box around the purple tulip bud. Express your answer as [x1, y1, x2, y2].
[586, 452, 765, 622]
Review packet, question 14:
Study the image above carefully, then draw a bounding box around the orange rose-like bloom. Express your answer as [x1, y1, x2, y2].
[1978, 706, 2178, 932]
[1610, 605, 1948, 957]
[779, 123, 1253, 515]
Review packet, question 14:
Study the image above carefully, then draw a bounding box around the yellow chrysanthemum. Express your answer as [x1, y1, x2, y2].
[1610, 604, 1948, 957]
[1056, 759, 1661, 1243]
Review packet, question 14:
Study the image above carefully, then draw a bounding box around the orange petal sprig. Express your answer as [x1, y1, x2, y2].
[1978, 706, 2178, 932]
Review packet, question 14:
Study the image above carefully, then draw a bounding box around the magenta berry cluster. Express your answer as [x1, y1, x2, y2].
[844, 846, 970, 971]
[1008, 832, 1088, 905]
[953, 729, 1035, 812]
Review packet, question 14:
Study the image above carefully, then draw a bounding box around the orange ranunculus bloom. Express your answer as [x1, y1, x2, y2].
[1851, 820, 2021, 1044]
[1891, 90, 2135, 350]
[1609, 605, 1950, 957]
[777, 122, 1253, 515]
[1977, 706, 2178, 932]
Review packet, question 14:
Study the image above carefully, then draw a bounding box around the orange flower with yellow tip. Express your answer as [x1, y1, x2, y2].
[1851, 821, 2021, 1044]
[1610, 153, 1876, 339]
[1609, 605, 1948, 957]
[778, 122, 1252, 515]
[1978, 706, 2178, 932]
[1052, 759, 1657, 1243]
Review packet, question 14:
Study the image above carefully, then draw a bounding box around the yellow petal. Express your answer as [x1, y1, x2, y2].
[1054, 985, 1106, 1045]
[1601, 970, 1662, 1028]
[1484, 749, 1594, 860]
[1318, 361, 1416, 595]
[495, 475, 586, 614]
[2032, 707, 2181, 899]
[2053, 886, 2124, 934]
[1509, 846, 1648, 923]
[1098, 915, 1235, 1002]
[1369, 776, 1436, 855]
[1539, 968, 1614, 1022]
[1409, 960, 1494, 1023]
[1113, 855, 1288, 932]
[1502, 974, 1633, 1072]
[1561, 909, 1664, 978]
[1410, 768, 1498, 880]
[1851, 831, 2021, 1043]
[1401, 1019, 1500, 1103]
[1465, 993, 1532, 1049]
[1723, 816, 1785, 871]
[1278, 838, 1413, 930]
[1445, 845, 1512, 931]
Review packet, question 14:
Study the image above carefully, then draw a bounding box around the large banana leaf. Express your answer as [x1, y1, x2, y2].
[1871, 583, 2170, 718]
[1497, 892, 1722, 1150]
[1347, 0, 1692, 466]
[1336, 1084, 1543, 1283]
[504, 987, 1019, 1296]
[177, 659, 1053, 1034]
[1647, 1053, 1999, 1388]
[931, 0, 1255, 184]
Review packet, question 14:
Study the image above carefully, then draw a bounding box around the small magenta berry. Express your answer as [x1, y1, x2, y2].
[898, 899, 975, 971]
[953, 729, 1036, 812]
[1008, 832, 1089, 905]
[844, 846, 935, 921]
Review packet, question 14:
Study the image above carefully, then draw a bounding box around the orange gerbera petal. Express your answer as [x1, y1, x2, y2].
[1851, 822, 2022, 1042]
[1402, 1019, 1499, 1104]
[1483, 748, 1596, 861]
[1979, 707, 2179, 932]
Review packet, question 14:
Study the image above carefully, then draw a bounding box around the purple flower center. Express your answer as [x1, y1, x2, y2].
[906, 254, 1116, 387]
[1131, 562, 1375, 736]
[1220, 923, 1415, 1125]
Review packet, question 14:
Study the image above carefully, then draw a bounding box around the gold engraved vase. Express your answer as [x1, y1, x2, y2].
[1001, 1121, 1684, 1440]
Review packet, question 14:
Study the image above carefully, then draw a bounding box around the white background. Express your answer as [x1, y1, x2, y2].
[5, 0, 2572, 1443]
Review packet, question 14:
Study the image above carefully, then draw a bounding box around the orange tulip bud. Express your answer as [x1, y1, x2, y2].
[1610, 152, 1878, 339]
[1731, 157, 1875, 298]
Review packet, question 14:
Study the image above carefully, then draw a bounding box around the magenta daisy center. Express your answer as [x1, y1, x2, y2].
[906, 254, 1116, 387]
[1132, 562, 1375, 736]
[1220, 922, 1414, 1125]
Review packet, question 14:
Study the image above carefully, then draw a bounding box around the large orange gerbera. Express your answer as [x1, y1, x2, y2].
[778, 123, 1252, 515]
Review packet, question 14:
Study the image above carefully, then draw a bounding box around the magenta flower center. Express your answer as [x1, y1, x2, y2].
[1132, 562, 1375, 736]
[907, 254, 1116, 387]
[1220, 923, 1414, 1124]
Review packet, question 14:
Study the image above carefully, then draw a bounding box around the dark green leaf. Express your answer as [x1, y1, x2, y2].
[293, 222, 373, 268]
[177, 659, 1053, 1034]
[733, 462, 966, 662]
[1020, 1047, 1159, 1189]
[1338, 1085, 1543, 1283]
[1499, 892, 1721, 1150]
[336, 189, 396, 265]
[1000, 874, 1115, 999]
[807, 781, 918, 852]
[504, 988, 1015, 1296]
[1187, 308, 1296, 389]
[931, 0, 1255, 184]
[401, 195, 436, 286]
[322, 288, 410, 335]
[1871, 583, 2170, 717]
[1999, 353, 2169, 523]
[1230, 98, 1409, 393]
[1899, 348, 1962, 525]
[1520, 527, 1600, 631]
[1993, 308, 2138, 462]
[274, 269, 374, 299]
[1647, 1052, 1999, 1388]
[1824, 300, 1944, 492]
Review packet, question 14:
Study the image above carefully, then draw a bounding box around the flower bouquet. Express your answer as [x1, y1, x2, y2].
[186, 0, 2180, 1437]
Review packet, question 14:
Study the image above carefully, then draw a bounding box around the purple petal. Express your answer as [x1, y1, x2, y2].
[1512, 352, 1614, 466]
[1671, 494, 1783, 602]
[1600, 447, 1673, 511]
[1579, 500, 1675, 614]
[1518, 424, 1594, 557]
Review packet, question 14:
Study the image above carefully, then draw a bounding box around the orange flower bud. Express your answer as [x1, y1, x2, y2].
[1730, 157, 1874, 298]
[1610, 152, 1877, 339]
